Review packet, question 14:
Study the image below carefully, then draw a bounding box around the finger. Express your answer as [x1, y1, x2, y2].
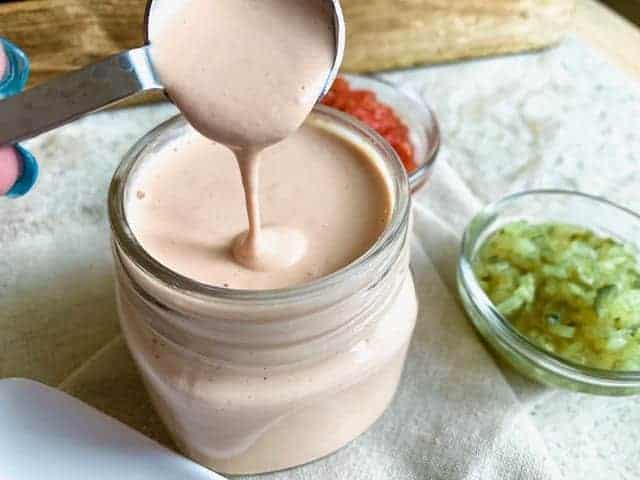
[0, 147, 21, 195]
[0, 39, 37, 198]
[0, 37, 30, 98]
[0, 145, 38, 198]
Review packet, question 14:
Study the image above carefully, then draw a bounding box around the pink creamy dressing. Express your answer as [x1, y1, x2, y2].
[118, 0, 417, 474]
[127, 120, 391, 290]
[149, 0, 336, 272]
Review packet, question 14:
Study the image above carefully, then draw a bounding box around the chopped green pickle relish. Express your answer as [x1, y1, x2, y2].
[473, 221, 640, 371]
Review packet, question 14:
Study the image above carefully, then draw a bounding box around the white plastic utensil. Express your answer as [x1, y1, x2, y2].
[0, 378, 226, 480]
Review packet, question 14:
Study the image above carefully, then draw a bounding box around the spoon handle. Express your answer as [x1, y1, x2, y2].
[0, 46, 163, 146]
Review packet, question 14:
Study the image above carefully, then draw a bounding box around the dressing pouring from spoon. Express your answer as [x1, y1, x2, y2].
[0, 0, 345, 271]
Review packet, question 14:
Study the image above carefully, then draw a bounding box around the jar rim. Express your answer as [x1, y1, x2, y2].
[108, 105, 411, 304]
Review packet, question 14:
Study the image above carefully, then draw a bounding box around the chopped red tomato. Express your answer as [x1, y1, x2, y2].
[322, 77, 417, 172]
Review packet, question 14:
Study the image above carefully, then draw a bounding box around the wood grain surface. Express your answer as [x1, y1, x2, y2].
[0, 0, 637, 90]
[341, 0, 575, 72]
[574, 0, 640, 80]
[0, 0, 576, 84]
[0, 0, 146, 85]
[601, 0, 640, 26]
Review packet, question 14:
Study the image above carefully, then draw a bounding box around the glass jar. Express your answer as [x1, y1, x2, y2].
[108, 107, 417, 475]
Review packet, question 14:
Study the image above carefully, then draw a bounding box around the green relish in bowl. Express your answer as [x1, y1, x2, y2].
[473, 221, 640, 371]
[458, 190, 640, 395]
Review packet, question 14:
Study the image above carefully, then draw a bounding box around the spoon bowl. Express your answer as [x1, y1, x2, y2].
[143, 0, 345, 101]
[0, 0, 346, 146]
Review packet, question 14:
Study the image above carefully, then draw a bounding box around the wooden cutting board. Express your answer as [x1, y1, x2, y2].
[0, 0, 146, 86]
[342, 0, 575, 71]
[0, 0, 575, 86]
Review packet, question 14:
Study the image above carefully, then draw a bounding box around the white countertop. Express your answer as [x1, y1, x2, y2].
[1, 36, 639, 479]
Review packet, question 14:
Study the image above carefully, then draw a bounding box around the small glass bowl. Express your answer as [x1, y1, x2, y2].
[341, 74, 441, 193]
[458, 190, 640, 396]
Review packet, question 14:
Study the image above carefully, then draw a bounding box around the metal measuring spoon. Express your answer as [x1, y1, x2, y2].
[0, 0, 345, 147]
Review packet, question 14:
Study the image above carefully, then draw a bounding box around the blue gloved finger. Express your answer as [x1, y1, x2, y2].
[0, 37, 30, 99]
[0, 39, 37, 198]
[6, 145, 39, 198]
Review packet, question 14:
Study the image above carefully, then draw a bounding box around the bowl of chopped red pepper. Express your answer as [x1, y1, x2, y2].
[322, 75, 440, 193]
